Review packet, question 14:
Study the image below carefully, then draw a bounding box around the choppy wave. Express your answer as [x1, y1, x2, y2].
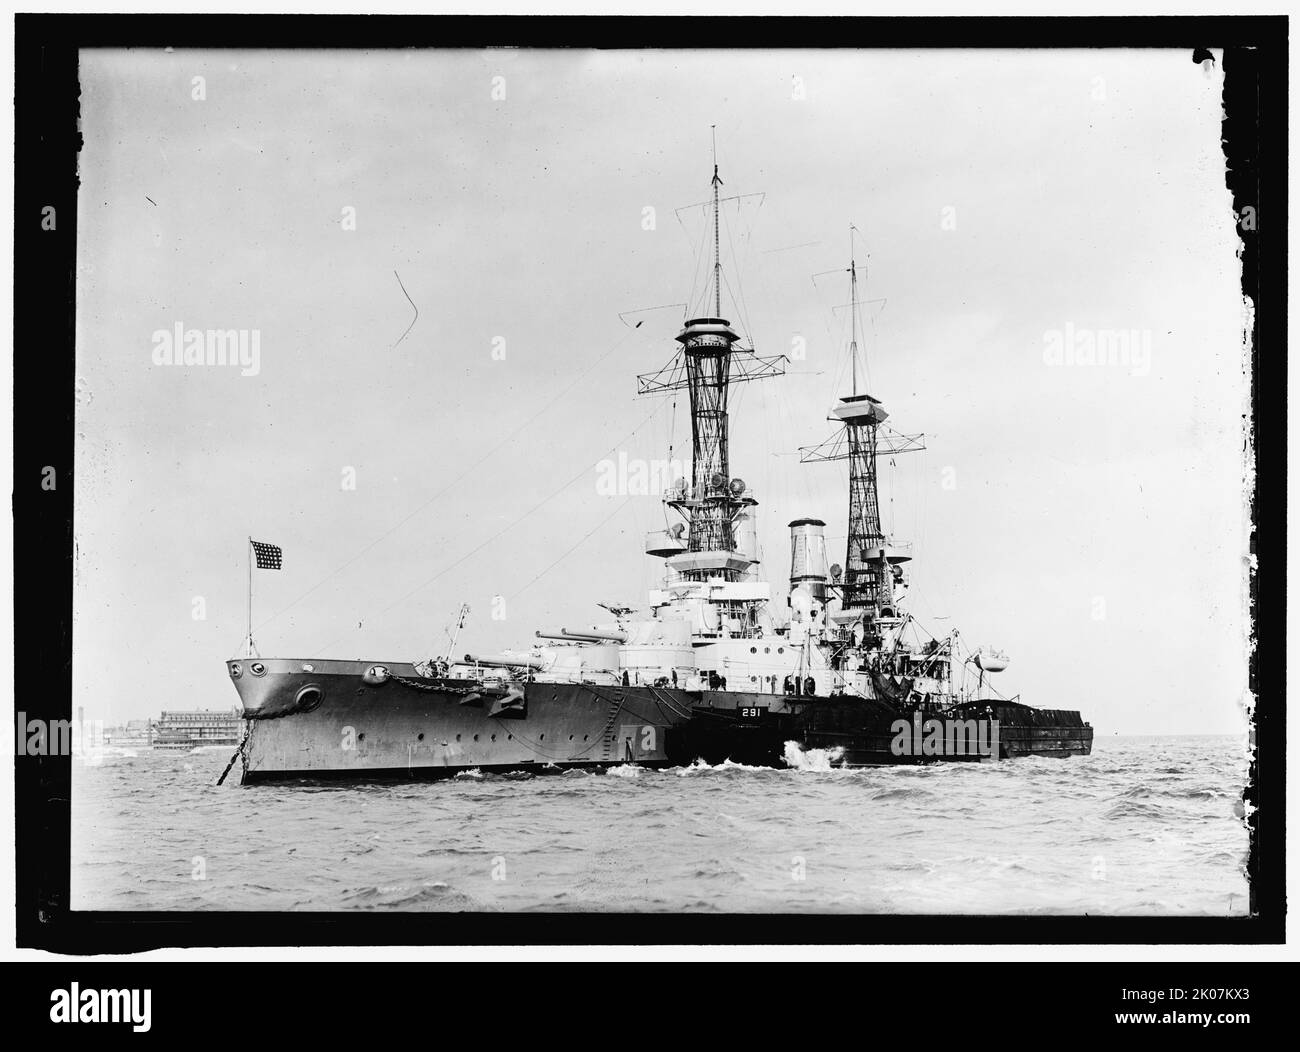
[1104, 799, 1181, 821]
[339, 881, 483, 911]
[79, 746, 140, 760]
[70, 734, 1250, 915]
[871, 786, 937, 802]
[782, 742, 846, 772]
[674, 757, 777, 776]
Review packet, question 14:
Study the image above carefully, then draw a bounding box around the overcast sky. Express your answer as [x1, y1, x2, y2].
[75, 48, 1247, 734]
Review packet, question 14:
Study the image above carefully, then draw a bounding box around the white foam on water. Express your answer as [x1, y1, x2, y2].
[716, 758, 772, 773]
[673, 757, 773, 776]
[782, 741, 846, 772]
[76, 746, 139, 764]
[454, 768, 483, 780]
[70, 734, 1250, 914]
[607, 764, 643, 779]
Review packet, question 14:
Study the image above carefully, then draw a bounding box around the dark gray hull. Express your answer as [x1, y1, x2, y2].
[226, 658, 1092, 783]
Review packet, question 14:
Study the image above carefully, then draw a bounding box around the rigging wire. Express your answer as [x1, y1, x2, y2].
[720, 267, 755, 350]
[720, 196, 760, 346]
[827, 302, 851, 401]
[663, 396, 680, 532]
[252, 327, 640, 637]
[888, 456, 896, 538]
[864, 283, 882, 394]
[319, 400, 668, 652]
[773, 370, 816, 512]
[618, 303, 688, 328]
[513, 495, 634, 602]
[676, 203, 711, 319]
[811, 270, 851, 399]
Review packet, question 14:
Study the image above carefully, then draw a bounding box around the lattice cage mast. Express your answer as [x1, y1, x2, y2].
[799, 230, 924, 616]
[636, 149, 785, 582]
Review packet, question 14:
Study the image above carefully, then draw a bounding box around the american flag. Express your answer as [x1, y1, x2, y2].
[251, 540, 282, 570]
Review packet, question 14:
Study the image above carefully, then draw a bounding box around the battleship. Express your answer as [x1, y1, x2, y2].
[225, 153, 1092, 784]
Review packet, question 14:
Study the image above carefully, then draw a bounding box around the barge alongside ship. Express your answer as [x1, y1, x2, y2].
[226, 152, 1092, 783]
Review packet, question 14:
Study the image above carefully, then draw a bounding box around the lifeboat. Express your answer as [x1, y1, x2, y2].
[973, 649, 1009, 673]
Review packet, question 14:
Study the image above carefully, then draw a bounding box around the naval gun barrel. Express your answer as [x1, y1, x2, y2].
[535, 628, 628, 644]
[463, 652, 546, 671]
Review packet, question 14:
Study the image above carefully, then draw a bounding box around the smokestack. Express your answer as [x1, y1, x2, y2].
[788, 518, 829, 601]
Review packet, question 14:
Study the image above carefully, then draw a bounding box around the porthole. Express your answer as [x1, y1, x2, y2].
[569, 734, 574, 741]
[357, 732, 366, 742]
[764, 647, 770, 654]
[229, 663, 242, 678]
[778, 647, 785, 654]
[295, 685, 324, 713]
[491, 734, 496, 741]
[583, 735, 589, 741]
[539, 733, 544, 740]
[473, 734, 479, 742]
[250, 662, 267, 677]
[417, 733, 425, 741]
[456, 734, 461, 742]
[507, 734, 513, 740]
[750, 647, 757, 654]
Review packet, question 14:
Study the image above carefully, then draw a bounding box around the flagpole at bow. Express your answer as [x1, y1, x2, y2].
[246, 536, 254, 657]
[245, 539, 282, 658]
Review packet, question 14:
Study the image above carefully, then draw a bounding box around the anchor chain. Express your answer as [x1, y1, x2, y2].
[216, 723, 253, 786]
[387, 673, 504, 697]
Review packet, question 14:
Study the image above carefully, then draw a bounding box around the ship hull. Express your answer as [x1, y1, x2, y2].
[665, 694, 1093, 767]
[226, 659, 1091, 783]
[229, 658, 692, 783]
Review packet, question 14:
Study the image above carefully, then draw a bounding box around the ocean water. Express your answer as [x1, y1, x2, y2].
[70, 735, 1250, 914]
